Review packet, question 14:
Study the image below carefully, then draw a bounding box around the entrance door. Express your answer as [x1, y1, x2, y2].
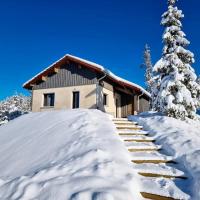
[116, 98, 118, 118]
[115, 94, 121, 118]
[72, 91, 80, 109]
[121, 94, 134, 117]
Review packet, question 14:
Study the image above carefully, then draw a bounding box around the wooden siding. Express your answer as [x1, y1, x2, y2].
[33, 62, 97, 90]
[139, 97, 150, 113]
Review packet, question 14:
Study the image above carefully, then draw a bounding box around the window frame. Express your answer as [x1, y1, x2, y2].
[72, 91, 80, 109]
[103, 93, 108, 106]
[43, 93, 55, 107]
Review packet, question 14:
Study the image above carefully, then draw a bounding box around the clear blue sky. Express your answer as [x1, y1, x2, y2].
[0, 0, 200, 100]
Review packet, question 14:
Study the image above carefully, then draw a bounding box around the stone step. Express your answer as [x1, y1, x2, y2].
[114, 122, 138, 126]
[128, 147, 160, 152]
[117, 130, 149, 135]
[120, 135, 155, 140]
[124, 138, 155, 142]
[116, 125, 143, 130]
[129, 149, 158, 152]
[119, 133, 149, 136]
[126, 142, 161, 152]
[113, 119, 135, 122]
[141, 192, 179, 200]
[132, 159, 175, 164]
[140, 177, 190, 200]
[133, 163, 185, 179]
[112, 118, 128, 121]
[138, 172, 187, 179]
[123, 135, 155, 142]
[130, 152, 174, 164]
[125, 141, 160, 148]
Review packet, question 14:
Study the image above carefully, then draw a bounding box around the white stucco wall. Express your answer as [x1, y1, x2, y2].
[97, 84, 121, 118]
[32, 84, 97, 112]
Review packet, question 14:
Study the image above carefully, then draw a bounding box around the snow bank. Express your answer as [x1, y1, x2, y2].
[129, 112, 200, 199]
[0, 109, 141, 200]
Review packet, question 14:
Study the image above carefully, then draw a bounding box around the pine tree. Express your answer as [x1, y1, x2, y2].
[197, 76, 200, 84]
[152, 0, 200, 119]
[142, 44, 153, 93]
[197, 76, 200, 109]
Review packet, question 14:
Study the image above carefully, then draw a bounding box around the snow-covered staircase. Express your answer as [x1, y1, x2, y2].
[112, 118, 190, 200]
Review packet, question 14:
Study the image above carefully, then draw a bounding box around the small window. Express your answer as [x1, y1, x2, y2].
[44, 93, 55, 107]
[103, 93, 108, 106]
[73, 91, 80, 109]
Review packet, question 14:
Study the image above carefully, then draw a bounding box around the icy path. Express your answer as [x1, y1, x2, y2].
[113, 118, 190, 200]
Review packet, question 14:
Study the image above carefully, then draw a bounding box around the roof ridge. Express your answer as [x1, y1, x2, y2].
[23, 54, 151, 98]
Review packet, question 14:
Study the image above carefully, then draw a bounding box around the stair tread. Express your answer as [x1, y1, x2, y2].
[116, 124, 143, 128]
[140, 177, 190, 200]
[124, 139, 155, 142]
[126, 142, 159, 147]
[114, 121, 138, 124]
[133, 163, 185, 177]
[112, 118, 129, 121]
[120, 135, 155, 140]
[130, 151, 173, 161]
[117, 130, 149, 135]
[127, 144, 161, 150]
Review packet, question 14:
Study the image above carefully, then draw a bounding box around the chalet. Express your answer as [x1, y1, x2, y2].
[23, 54, 150, 117]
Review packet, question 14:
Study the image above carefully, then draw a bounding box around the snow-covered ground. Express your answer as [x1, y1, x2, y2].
[129, 112, 200, 200]
[1, 109, 199, 199]
[0, 109, 141, 200]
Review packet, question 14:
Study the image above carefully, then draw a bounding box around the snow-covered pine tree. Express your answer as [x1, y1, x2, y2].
[142, 44, 153, 93]
[197, 76, 200, 84]
[197, 76, 200, 109]
[152, 0, 200, 119]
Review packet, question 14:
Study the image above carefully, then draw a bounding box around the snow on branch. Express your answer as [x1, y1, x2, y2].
[168, 0, 177, 6]
[152, 0, 200, 120]
[0, 93, 31, 125]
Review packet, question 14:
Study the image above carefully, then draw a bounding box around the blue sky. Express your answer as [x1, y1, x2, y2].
[0, 0, 200, 100]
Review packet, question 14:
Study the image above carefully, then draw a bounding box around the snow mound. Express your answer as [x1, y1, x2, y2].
[0, 109, 141, 200]
[129, 112, 200, 199]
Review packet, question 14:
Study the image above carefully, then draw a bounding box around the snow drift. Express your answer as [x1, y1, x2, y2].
[129, 112, 200, 200]
[0, 109, 141, 200]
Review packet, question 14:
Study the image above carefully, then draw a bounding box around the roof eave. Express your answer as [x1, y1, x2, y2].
[23, 54, 151, 99]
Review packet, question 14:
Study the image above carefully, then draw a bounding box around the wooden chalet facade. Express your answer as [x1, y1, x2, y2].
[23, 54, 150, 117]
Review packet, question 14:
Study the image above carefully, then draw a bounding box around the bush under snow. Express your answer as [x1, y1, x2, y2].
[0, 94, 31, 125]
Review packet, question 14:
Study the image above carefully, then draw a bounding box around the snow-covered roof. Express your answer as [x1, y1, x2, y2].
[23, 54, 150, 98]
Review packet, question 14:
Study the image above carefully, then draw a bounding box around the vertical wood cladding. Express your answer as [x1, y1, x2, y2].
[33, 62, 97, 90]
[139, 97, 150, 113]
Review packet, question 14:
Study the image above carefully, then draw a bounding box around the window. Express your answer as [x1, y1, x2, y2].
[73, 91, 80, 109]
[43, 93, 55, 107]
[103, 93, 108, 106]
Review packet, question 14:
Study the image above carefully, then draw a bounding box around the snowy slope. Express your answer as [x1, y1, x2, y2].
[129, 112, 200, 200]
[0, 109, 141, 200]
